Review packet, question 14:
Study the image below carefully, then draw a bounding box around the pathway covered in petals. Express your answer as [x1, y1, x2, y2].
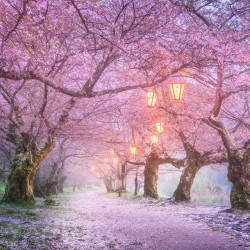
[39, 190, 245, 250]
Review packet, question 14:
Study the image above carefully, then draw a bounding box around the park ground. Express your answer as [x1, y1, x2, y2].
[0, 187, 249, 250]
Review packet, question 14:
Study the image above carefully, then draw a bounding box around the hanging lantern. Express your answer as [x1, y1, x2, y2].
[150, 134, 158, 144]
[146, 91, 157, 107]
[103, 157, 109, 163]
[156, 122, 164, 133]
[113, 157, 119, 164]
[170, 83, 185, 100]
[129, 144, 137, 155]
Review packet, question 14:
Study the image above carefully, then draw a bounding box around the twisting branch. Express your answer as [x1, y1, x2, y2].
[0, 63, 190, 98]
[3, 0, 31, 42]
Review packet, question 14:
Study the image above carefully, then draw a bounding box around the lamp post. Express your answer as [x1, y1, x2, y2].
[146, 91, 157, 107]
[170, 83, 185, 100]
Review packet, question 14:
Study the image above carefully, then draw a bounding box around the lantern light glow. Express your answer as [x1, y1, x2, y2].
[170, 83, 185, 100]
[129, 144, 137, 155]
[150, 134, 158, 144]
[113, 157, 119, 164]
[104, 157, 109, 163]
[146, 91, 157, 107]
[156, 122, 164, 133]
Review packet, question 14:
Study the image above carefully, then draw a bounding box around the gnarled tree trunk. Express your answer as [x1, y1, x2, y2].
[172, 160, 202, 202]
[144, 150, 159, 199]
[205, 114, 250, 210]
[203, 62, 250, 210]
[3, 134, 55, 202]
[228, 142, 250, 210]
[170, 131, 224, 203]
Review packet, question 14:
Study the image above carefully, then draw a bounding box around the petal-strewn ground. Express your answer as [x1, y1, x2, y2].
[0, 189, 249, 249]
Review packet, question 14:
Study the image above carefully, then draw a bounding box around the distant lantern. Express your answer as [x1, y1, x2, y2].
[146, 91, 157, 107]
[150, 134, 158, 144]
[104, 158, 109, 163]
[170, 83, 185, 100]
[130, 144, 137, 155]
[156, 122, 164, 133]
[113, 157, 119, 164]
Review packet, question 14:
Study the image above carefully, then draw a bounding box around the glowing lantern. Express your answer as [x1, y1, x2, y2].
[170, 83, 185, 100]
[113, 157, 119, 164]
[129, 144, 137, 155]
[104, 158, 109, 163]
[156, 122, 164, 133]
[146, 91, 157, 107]
[150, 134, 158, 144]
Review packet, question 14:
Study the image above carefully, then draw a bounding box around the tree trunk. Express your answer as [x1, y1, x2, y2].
[172, 161, 202, 202]
[172, 131, 207, 202]
[58, 176, 67, 193]
[144, 150, 159, 199]
[228, 144, 250, 210]
[3, 134, 55, 202]
[121, 174, 126, 190]
[134, 170, 138, 196]
[73, 178, 76, 192]
[4, 164, 36, 201]
[33, 169, 45, 198]
[103, 175, 114, 192]
[45, 163, 58, 196]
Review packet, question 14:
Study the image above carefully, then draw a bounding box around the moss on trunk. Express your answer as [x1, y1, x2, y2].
[3, 134, 55, 202]
[228, 143, 250, 210]
[144, 150, 159, 199]
[4, 164, 35, 201]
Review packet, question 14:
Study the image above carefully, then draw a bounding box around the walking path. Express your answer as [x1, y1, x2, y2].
[42, 190, 246, 249]
[0, 189, 248, 249]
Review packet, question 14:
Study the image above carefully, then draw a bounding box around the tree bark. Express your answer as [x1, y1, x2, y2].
[144, 150, 159, 199]
[58, 176, 67, 193]
[205, 115, 250, 210]
[203, 62, 250, 210]
[33, 169, 45, 198]
[134, 168, 139, 196]
[172, 160, 202, 202]
[45, 163, 58, 196]
[3, 134, 55, 202]
[171, 131, 212, 202]
[103, 175, 114, 193]
[228, 142, 250, 210]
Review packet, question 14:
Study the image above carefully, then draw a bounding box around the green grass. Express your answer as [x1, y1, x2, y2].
[0, 181, 6, 197]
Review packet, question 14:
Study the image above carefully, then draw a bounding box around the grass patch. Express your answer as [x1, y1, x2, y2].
[1, 233, 15, 241]
[232, 209, 250, 215]
[1, 200, 36, 209]
[0, 207, 39, 219]
[0, 181, 6, 197]
[0, 200, 40, 221]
